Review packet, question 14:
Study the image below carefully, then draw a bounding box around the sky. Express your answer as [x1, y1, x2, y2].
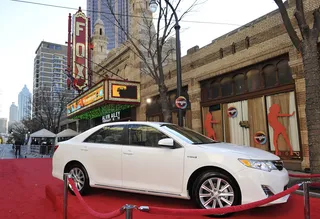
[0, 0, 280, 120]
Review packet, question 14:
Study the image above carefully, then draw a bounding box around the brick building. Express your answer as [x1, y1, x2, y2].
[63, 0, 319, 171]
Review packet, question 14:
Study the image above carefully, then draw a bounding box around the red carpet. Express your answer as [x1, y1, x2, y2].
[1, 158, 320, 219]
[0, 158, 58, 219]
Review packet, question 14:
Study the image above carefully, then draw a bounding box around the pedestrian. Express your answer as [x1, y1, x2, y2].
[14, 139, 22, 158]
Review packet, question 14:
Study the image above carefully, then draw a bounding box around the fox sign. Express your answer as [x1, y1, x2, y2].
[72, 10, 89, 91]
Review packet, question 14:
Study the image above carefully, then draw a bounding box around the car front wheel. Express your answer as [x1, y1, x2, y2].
[191, 171, 241, 217]
[67, 164, 90, 196]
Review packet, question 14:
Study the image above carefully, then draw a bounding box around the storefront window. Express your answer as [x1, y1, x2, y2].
[234, 74, 245, 94]
[210, 81, 220, 99]
[277, 60, 293, 85]
[263, 64, 277, 88]
[220, 77, 233, 96]
[247, 69, 260, 92]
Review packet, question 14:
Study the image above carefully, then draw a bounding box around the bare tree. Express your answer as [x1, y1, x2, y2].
[274, 0, 320, 173]
[33, 87, 72, 133]
[102, 0, 204, 122]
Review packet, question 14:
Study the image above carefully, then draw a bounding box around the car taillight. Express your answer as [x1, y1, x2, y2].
[54, 145, 59, 152]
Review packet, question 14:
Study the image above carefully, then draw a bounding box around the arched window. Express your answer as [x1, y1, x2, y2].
[100, 28, 102, 35]
[234, 74, 245, 94]
[247, 69, 260, 92]
[277, 60, 293, 84]
[220, 77, 233, 96]
[263, 64, 277, 88]
[210, 81, 220, 99]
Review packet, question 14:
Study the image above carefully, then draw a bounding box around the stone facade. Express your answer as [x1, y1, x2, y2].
[82, 0, 320, 170]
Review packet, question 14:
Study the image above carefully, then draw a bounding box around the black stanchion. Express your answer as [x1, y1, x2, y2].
[303, 182, 310, 219]
[124, 204, 136, 219]
[63, 173, 70, 219]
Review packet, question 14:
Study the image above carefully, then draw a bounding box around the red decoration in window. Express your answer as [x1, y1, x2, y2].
[267, 104, 295, 156]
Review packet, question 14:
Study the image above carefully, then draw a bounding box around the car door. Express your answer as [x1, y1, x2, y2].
[122, 124, 185, 195]
[82, 124, 126, 187]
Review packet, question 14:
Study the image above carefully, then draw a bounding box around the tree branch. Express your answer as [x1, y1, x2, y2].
[274, 0, 302, 51]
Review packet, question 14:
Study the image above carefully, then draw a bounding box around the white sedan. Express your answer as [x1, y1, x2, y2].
[52, 122, 289, 215]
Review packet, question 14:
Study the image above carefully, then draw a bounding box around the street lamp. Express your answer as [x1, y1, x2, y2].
[149, 0, 184, 127]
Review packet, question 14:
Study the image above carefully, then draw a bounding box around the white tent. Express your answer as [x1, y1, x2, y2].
[56, 129, 78, 138]
[30, 129, 56, 138]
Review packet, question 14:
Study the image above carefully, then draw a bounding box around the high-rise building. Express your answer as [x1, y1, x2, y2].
[0, 118, 7, 134]
[18, 85, 32, 121]
[9, 102, 18, 126]
[33, 41, 76, 119]
[87, 0, 130, 51]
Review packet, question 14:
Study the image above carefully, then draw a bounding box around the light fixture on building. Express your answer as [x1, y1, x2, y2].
[149, 0, 158, 13]
[146, 98, 152, 104]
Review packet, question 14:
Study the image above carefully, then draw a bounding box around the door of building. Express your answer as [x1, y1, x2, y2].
[223, 101, 250, 146]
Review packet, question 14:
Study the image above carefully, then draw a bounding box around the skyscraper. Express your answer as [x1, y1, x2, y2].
[9, 102, 18, 126]
[87, 0, 130, 51]
[33, 41, 76, 119]
[18, 85, 32, 121]
[0, 118, 7, 134]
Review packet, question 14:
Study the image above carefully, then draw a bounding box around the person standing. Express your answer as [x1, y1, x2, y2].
[14, 139, 22, 158]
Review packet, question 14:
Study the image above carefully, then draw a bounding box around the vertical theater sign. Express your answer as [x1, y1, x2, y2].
[67, 7, 91, 92]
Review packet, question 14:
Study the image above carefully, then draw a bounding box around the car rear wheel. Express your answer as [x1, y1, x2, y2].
[191, 171, 241, 218]
[67, 164, 90, 196]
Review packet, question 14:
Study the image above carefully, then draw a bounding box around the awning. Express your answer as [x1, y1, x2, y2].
[56, 129, 79, 137]
[30, 129, 56, 138]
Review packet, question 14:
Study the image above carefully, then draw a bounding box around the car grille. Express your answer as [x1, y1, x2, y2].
[272, 160, 284, 171]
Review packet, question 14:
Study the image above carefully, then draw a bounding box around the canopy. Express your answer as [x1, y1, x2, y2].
[30, 129, 56, 138]
[56, 129, 78, 138]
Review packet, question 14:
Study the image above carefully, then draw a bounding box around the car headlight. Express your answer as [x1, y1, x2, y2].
[238, 159, 278, 172]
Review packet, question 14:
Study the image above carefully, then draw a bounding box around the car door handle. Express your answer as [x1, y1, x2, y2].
[81, 147, 88, 151]
[123, 152, 133, 155]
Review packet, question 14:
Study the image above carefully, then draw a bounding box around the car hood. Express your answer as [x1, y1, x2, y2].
[198, 142, 280, 160]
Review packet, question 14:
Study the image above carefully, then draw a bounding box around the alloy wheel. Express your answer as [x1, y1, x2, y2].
[68, 167, 85, 192]
[199, 177, 235, 209]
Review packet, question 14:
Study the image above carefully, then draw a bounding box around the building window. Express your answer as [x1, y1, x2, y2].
[210, 81, 220, 99]
[220, 77, 233, 97]
[277, 60, 293, 85]
[100, 28, 102, 35]
[263, 64, 277, 88]
[247, 69, 260, 92]
[234, 74, 245, 94]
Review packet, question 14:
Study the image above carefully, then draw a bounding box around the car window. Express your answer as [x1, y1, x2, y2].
[128, 125, 168, 147]
[84, 125, 126, 145]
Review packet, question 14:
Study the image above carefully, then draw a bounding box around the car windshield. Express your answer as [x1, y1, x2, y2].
[161, 124, 218, 145]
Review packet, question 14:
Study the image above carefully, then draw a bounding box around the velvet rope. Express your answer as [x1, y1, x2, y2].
[309, 182, 320, 187]
[289, 173, 320, 178]
[142, 184, 300, 216]
[67, 178, 125, 219]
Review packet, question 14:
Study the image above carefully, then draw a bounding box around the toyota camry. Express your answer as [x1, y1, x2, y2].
[52, 122, 289, 215]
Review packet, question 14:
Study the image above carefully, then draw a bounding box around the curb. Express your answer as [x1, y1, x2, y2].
[294, 190, 320, 198]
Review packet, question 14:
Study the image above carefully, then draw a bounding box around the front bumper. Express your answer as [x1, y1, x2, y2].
[235, 167, 290, 206]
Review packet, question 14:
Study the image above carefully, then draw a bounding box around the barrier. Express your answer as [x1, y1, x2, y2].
[63, 173, 320, 219]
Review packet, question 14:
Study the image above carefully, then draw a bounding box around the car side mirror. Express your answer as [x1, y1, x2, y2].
[158, 138, 175, 148]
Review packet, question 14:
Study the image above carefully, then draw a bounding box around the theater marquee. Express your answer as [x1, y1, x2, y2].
[72, 9, 89, 91]
[66, 79, 141, 119]
[67, 82, 104, 116]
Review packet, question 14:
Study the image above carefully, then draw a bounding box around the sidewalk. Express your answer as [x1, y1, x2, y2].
[12, 146, 51, 159]
[288, 170, 320, 198]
